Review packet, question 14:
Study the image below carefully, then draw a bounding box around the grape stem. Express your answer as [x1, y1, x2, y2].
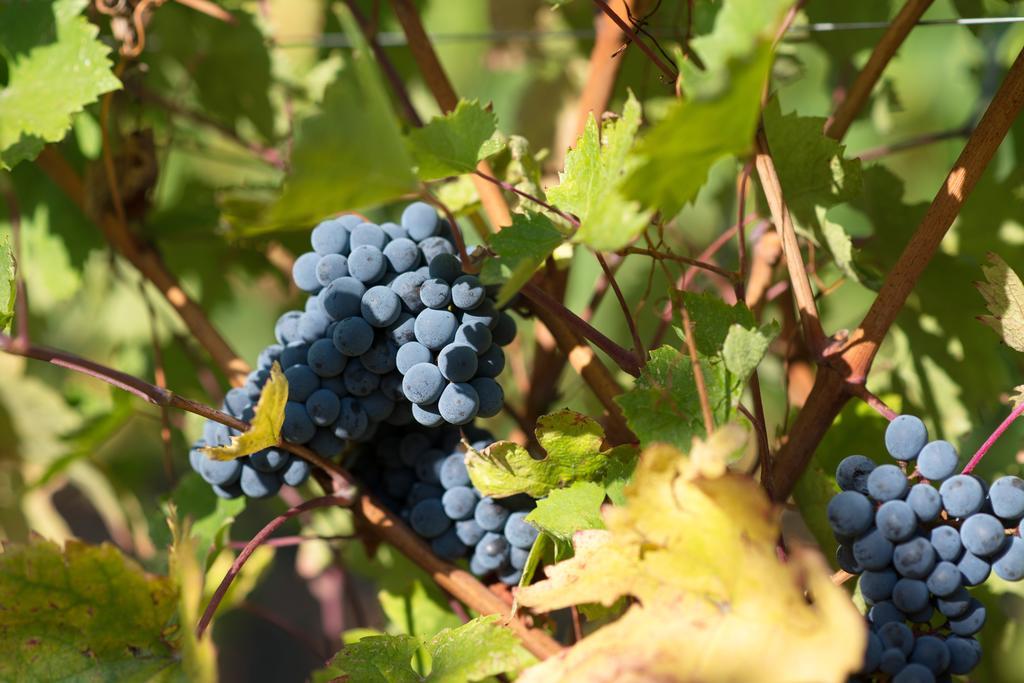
[961, 399, 1024, 474]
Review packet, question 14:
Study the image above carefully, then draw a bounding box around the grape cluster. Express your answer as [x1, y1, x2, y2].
[186, 202, 517, 499]
[350, 423, 537, 586]
[832, 415, 1024, 682]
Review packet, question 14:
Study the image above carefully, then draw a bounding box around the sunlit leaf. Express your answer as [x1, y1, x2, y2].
[526, 480, 606, 546]
[202, 361, 287, 460]
[407, 100, 504, 180]
[723, 321, 779, 378]
[0, 234, 14, 332]
[479, 212, 565, 306]
[977, 252, 1024, 352]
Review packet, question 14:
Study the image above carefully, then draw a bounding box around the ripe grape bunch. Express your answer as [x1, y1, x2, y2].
[350, 423, 537, 586]
[830, 415, 1024, 682]
[186, 202, 517, 499]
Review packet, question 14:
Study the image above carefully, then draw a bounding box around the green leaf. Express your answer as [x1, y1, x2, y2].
[314, 634, 421, 683]
[679, 292, 756, 356]
[379, 580, 461, 675]
[202, 361, 288, 460]
[0, 233, 14, 332]
[526, 480, 607, 546]
[406, 100, 504, 180]
[153, 473, 247, 571]
[223, 5, 417, 234]
[479, 212, 565, 306]
[548, 92, 653, 251]
[623, 45, 773, 218]
[0, 538, 179, 680]
[0, 0, 121, 169]
[977, 252, 1024, 353]
[723, 321, 779, 378]
[466, 409, 638, 498]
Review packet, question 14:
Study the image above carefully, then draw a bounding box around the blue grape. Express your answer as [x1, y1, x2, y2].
[360, 286, 402, 327]
[398, 433, 431, 466]
[439, 453, 470, 489]
[311, 218, 350, 255]
[451, 275, 485, 310]
[454, 322, 492, 354]
[474, 532, 510, 571]
[492, 312, 516, 346]
[402, 363, 446, 404]
[415, 309, 459, 350]
[893, 537, 936, 579]
[282, 401, 316, 443]
[989, 475, 1024, 521]
[945, 636, 981, 675]
[879, 648, 906, 675]
[402, 202, 439, 241]
[442, 486, 478, 520]
[510, 545, 529, 570]
[350, 223, 388, 251]
[409, 498, 451, 538]
[249, 447, 289, 473]
[471, 377, 504, 418]
[498, 565, 522, 586]
[412, 401, 444, 427]
[396, 342, 432, 375]
[460, 299, 498, 329]
[240, 465, 282, 499]
[836, 544, 862, 574]
[907, 604, 934, 623]
[956, 550, 991, 586]
[428, 253, 461, 284]
[408, 482, 445, 506]
[307, 338, 346, 377]
[316, 253, 349, 285]
[419, 278, 452, 309]
[333, 316, 374, 357]
[199, 455, 242, 486]
[212, 482, 243, 499]
[348, 244, 386, 283]
[925, 560, 961, 597]
[875, 500, 917, 542]
[993, 535, 1024, 581]
[297, 311, 331, 342]
[891, 578, 929, 613]
[885, 414, 928, 461]
[917, 440, 958, 481]
[863, 632, 883, 674]
[892, 663, 935, 683]
[359, 338, 397, 375]
[223, 388, 253, 419]
[437, 343, 477, 383]
[455, 519, 485, 546]
[307, 294, 326, 315]
[836, 454, 877, 495]
[387, 402, 415, 426]
[827, 490, 874, 537]
[362, 391, 395, 422]
[381, 221, 407, 241]
[384, 468, 415, 498]
[284, 364, 320, 402]
[907, 483, 942, 522]
[930, 525, 962, 562]
[321, 277, 366, 320]
[879, 621, 915, 656]
[292, 252, 322, 292]
[414, 448, 446, 484]
[320, 375, 348, 397]
[960, 512, 1007, 557]
[910, 635, 949, 675]
[390, 271, 428, 314]
[256, 344, 283, 370]
[308, 429, 343, 458]
[505, 511, 538, 550]
[383, 237, 420, 273]
[438, 382, 479, 425]
[937, 586, 972, 618]
[306, 388, 341, 426]
[275, 311, 302, 344]
[939, 475, 984, 518]
[854, 528, 895, 571]
[867, 464, 908, 502]
[949, 598, 986, 636]
[476, 345, 505, 378]
[431, 529, 469, 561]
[387, 313, 417, 346]
[469, 554, 491, 577]
[869, 601, 904, 627]
[280, 341, 311, 369]
[475, 497, 510, 531]
[333, 397, 369, 439]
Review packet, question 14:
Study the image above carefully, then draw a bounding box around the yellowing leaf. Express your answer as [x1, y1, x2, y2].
[516, 431, 865, 683]
[202, 361, 288, 460]
[977, 252, 1024, 352]
[466, 409, 637, 498]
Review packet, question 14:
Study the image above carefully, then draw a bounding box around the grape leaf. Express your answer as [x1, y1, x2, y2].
[0, 234, 14, 332]
[315, 616, 534, 683]
[168, 519, 217, 683]
[723, 321, 780, 378]
[152, 473, 247, 571]
[977, 252, 1024, 353]
[548, 92, 653, 251]
[479, 212, 566, 306]
[516, 430, 865, 683]
[526, 480, 606, 546]
[679, 292, 756, 355]
[0, 538, 180, 681]
[222, 5, 417, 234]
[406, 100, 504, 180]
[466, 409, 638, 498]
[0, 0, 121, 169]
[379, 580, 461, 675]
[202, 362, 287, 460]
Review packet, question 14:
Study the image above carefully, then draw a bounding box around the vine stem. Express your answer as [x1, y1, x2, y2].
[471, 170, 579, 227]
[196, 495, 352, 640]
[621, 246, 737, 280]
[590, 0, 677, 82]
[595, 251, 644, 357]
[680, 305, 714, 436]
[846, 382, 897, 421]
[962, 400, 1024, 474]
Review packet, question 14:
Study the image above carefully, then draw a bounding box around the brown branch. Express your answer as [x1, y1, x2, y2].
[679, 305, 713, 436]
[34, 147, 251, 387]
[769, 45, 1024, 500]
[622, 246, 737, 280]
[754, 131, 827, 353]
[174, 0, 235, 23]
[590, 0, 676, 82]
[846, 382, 897, 421]
[858, 125, 972, 162]
[354, 494, 564, 660]
[472, 170, 578, 226]
[825, 0, 935, 140]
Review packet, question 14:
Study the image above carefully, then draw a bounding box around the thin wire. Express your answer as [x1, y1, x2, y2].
[273, 16, 1024, 49]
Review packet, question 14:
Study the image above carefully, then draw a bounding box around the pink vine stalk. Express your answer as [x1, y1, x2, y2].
[962, 399, 1024, 474]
